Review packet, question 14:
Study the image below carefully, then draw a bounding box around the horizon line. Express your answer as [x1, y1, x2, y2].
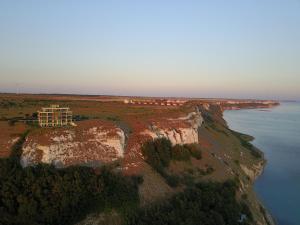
[0, 92, 287, 102]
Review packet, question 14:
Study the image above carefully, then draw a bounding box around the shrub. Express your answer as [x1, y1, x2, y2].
[172, 145, 190, 161]
[206, 166, 215, 174]
[241, 193, 248, 200]
[250, 149, 263, 159]
[73, 115, 90, 121]
[153, 138, 173, 167]
[8, 119, 17, 126]
[181, 174, 195, 186]
[184, 144, 202, 160]
[106, 116, 120, 122]
[163, 173, 180, 187]
[142, 138, 172, 170]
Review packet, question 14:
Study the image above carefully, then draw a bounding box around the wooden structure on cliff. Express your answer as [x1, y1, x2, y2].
[38, 105, 73, 127]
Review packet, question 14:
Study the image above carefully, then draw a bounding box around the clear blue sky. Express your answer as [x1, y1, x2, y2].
[0, 0, 299, 100]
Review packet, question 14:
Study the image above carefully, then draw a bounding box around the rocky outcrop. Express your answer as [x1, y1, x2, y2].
[240, 161, 265, 181]
[142, 127, 198, 145]
[121, 110, 204, 174]
[21, 120, 125, 167]
[141, 110, 203, 145]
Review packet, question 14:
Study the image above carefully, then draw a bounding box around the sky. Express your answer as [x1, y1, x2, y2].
[0, 0, 299, 100]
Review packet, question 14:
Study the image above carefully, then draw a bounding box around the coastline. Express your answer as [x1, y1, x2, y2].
[223, 110, 277, 225]
[0, 94, 282, 225]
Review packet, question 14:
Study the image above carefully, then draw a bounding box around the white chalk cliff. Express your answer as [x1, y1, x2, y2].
[142, 111, 203, 145]
[21, 120, 125, 167]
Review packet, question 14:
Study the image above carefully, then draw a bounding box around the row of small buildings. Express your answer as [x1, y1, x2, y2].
[124, 99, 186, 106]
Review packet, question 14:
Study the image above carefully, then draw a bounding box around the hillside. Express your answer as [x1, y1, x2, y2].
[0, 94, 278, 225]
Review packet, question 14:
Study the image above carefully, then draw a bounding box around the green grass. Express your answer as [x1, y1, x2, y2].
[230, 130, 263, 159]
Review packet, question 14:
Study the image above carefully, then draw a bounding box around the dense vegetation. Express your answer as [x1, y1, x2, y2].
[142, 138, 202, 171]
[142, 138, 173, 170]
[125, 180, 252, 225]
[141, 138, 203, 187]
[0, 132, 140, 225]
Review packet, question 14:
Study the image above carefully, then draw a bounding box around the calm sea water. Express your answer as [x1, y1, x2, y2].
[224, 102, 300, 225]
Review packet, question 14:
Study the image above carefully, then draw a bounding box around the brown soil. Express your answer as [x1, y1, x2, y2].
[0, 121, 27, 158]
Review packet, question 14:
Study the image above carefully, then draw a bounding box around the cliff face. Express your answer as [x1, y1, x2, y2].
[240, 161, 265, 181]
[142, 111, 203, 146]
[21, 120, 125, 167]
[20, 111, 203, 168]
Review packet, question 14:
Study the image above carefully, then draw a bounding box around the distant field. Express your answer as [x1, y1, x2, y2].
[0, 93, 192, 119]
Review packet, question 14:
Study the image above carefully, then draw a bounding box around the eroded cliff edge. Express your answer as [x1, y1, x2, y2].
[198, 103, 277, 225]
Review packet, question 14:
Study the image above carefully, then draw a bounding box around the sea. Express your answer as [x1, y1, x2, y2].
[224, 102, 300, 225]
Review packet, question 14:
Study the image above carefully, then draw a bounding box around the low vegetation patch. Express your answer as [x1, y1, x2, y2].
[0, 100, 20, 108]
[185, 143, 202, 160]
[125, 180, 253, 225]
[141, 138, 203, 187]
[73, 115, 90, 121]
[142, 139, 203, 169]
[231, 130, 263, 159]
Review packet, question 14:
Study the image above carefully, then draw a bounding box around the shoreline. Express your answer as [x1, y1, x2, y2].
[223, 110, 277, 225]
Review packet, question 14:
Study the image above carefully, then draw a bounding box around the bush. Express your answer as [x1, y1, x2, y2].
[162, 172, 180, 187]
[8, 119, 17, 126]
[142, 138, 172, 170]
[206, 166, 215, 174]
[172, 145, 190, 161]
[184, 144, 202, 160]
[250, 149, 263, 159]
[73, 115, 90, 121]
[181, 174, 195, 186]
[131, 175, 144, 185]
